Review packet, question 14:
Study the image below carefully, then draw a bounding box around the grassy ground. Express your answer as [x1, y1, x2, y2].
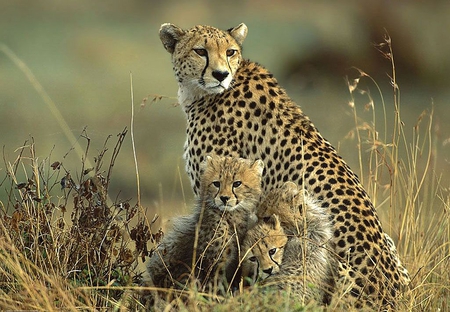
[0, 32, 449, 311]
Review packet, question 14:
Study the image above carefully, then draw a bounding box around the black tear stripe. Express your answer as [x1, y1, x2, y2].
[232, 185, 238, 203]
[270, 249, 280, 266]
[266, 246, 280, 266]
[226, 56, 232, 75]
[231, 172, 241, 202]
[214, 189, 220, 202]
[200, 52, 209, 84]
[256, 262, 260, 281]
[225, 40, 233, 74]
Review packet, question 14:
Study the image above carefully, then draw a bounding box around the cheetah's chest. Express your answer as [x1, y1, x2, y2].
[183, 94, 326, 198]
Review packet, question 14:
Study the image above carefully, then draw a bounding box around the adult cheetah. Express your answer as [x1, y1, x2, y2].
[158, 23, 409, 308]
[147, 156, 263, 296]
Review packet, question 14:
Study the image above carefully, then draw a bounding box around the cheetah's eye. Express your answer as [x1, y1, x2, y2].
[233, 181, 242, 188]
[212, 181, 220, 188]
[226, 49, 236, 57]
[194, 48, 207, 57]
[268, 248, 277, 256]
[249, 256, 257, 262]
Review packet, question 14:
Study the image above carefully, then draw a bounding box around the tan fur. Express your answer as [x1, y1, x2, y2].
[243, 183, 335, 304]
[257, 182, 332, 246]
[257, 181, 304, 234]
[147, 156, 263, 296]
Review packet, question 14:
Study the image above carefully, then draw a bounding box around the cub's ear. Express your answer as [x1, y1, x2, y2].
[200, 155, 215, 172]
[159, 23, 185, 53]
[228, 23, 248, 46]
[205, 155, 213, 165]
[281, 181, 300, 197]
[251, 159, 265, 177]
[264, 214, 281, 230]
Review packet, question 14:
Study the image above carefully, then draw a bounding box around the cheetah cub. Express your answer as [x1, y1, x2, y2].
[241, 214, 288, 284]
[242, 182, 336, 304]
[147, 156, 264, 295]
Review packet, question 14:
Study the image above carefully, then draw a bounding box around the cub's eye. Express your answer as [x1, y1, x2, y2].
[226, 49, 236, 57]
[212, 181, 220, 188]
[232, 181, 242, 188]
[194, 48, 207, 56]
[249, 256, 257, 262]
[268, 248, 277, 256]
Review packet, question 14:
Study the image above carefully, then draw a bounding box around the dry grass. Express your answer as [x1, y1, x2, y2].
[343, 35, 449, 311]
[0, 36, 449, 311]
[0, 130, 158, 311]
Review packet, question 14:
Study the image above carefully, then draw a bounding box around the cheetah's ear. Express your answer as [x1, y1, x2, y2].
[204, 155, 214, 168]
[282, 181, 300, 197]
[159, 23, 185, 54]
[265, 214, 281, 230]
[228, 23, 248, 46]
[205, 155, 213, 165]
[200, 155, 213, 174]
[251, 159, 265, 177]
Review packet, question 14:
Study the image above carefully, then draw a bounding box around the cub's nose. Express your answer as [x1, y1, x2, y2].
[220, 195, 230, 205]
[262, 267, 273, 275]
[212, 70, 229, 82]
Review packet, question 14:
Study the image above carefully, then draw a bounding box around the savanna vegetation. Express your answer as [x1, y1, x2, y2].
[1, 31, 449, 311]
[1, 2, 449, 311]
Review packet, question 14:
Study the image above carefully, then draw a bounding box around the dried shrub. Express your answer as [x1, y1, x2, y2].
[0, 129, 160, 310]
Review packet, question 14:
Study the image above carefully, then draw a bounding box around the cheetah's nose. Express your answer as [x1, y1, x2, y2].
[212, 70, 229, 82]
[220, 195, 230, 205]
[262, 267, 273, 275]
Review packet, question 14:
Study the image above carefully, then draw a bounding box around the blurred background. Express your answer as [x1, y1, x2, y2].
[1, 0, 449, 222]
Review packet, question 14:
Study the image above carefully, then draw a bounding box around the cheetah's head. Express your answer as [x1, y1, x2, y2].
[159, 23, 247, 97]
[242, 214, 288, 283]
[200, 156, 263, 212]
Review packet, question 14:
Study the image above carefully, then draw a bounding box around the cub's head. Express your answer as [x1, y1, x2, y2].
[242, 214, 288, 284]
[257, 181, 304, 231]
[159, 23, 247, 96]
[200, 156, 264, 212]
[258, 182, 331, 245]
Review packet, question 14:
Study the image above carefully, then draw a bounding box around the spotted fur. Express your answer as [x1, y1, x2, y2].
[159, 23, 410, 308]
